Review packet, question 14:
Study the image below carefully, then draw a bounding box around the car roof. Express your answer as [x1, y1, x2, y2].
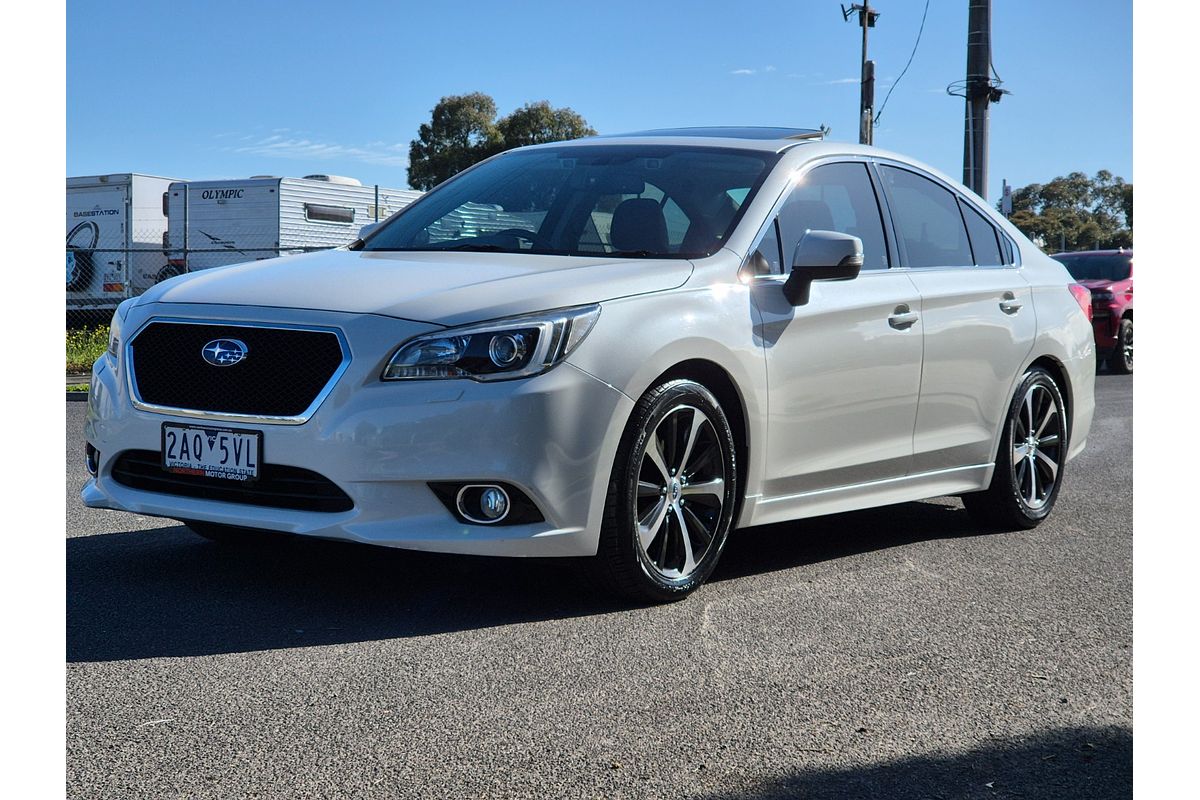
[522, 127, 830, 154]
[519, 128, 939, 167]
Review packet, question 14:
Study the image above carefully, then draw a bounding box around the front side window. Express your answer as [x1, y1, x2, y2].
[879, 165, 974, 268]
[362, 145, 777, 259]
[776, 162, 889, 270]
[745, 219, 783, 276]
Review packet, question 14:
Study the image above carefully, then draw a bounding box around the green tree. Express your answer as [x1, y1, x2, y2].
[1003, 170, 1132, 252]
[497, 101, 596, 149]
[407, 94, 596, 190]
[407, 93, 502, 191]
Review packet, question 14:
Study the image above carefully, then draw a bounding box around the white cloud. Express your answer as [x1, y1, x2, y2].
[731, 68, 756, 75]
[765, 65, 777, 72]
[823, 77, 861, 85]
[224, 134, 409, 168]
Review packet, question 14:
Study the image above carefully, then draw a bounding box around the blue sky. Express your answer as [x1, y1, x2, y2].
[66, 0, 1131, 203]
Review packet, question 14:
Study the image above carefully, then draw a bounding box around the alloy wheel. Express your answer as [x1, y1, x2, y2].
[1009, 383, 1065, 510]
[634, 405, 726, 580]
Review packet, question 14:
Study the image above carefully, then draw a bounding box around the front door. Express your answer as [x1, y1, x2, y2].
[751, 160, 924, 500]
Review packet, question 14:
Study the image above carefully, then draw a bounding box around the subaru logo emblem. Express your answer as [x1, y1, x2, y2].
[201, 338, 248, 367]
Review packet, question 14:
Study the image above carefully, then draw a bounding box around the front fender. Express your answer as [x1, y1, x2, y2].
[567, 274, 769, 522]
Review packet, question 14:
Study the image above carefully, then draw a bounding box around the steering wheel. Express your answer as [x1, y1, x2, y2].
[491, 228, 545, 248]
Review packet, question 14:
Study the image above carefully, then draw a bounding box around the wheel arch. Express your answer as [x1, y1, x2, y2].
[650, 359, 751, 495]
[1026, 354, 1073, 441]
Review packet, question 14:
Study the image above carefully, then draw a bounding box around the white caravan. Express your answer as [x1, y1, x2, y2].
[163, 175, 422, 275]
[66, 173, 179, 310]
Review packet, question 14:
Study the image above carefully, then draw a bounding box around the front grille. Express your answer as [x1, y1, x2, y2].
[129, 321, 345, 418]
[111, 450, 353, 513]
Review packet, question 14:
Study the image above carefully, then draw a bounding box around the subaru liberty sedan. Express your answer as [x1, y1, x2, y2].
[83, 127, 1096, 602]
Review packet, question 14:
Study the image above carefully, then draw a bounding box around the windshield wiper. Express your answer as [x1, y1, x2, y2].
[441, 243, 510, 252]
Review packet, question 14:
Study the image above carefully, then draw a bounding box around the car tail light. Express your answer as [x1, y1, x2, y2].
[1068, 284, 1093, 322]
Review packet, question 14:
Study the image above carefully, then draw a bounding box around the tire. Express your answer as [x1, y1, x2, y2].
[962, 367, 1068, 530]
[591, 379, 738, 603]
[186, 521, 280, 545]
[1110, 318, 1133, 374]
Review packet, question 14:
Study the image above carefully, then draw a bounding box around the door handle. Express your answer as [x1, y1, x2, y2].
[888, 304, 919, 330]
[999, 292, 1023, 314]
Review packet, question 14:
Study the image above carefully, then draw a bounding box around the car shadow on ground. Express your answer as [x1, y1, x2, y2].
[67, 499, 993, 663]
[694, 724, 1131, 800]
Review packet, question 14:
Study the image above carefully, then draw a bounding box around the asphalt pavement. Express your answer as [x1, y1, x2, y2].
[66, 374, 1132, 799]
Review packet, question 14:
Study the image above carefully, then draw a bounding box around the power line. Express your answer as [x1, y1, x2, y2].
[873, 0, 931, 126]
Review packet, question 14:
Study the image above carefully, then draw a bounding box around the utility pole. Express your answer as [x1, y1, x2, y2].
[963, 0, 1002, 199]
[842, 3, 880, 145]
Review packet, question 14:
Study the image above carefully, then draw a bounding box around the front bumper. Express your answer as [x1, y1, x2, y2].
[82, 303, 633, 557]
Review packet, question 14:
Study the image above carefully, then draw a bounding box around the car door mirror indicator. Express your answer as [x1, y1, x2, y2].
[782, 230, 864, 306]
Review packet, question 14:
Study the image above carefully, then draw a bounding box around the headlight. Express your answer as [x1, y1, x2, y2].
[382, 305, 600, 381]
[107, 298, 136, 370]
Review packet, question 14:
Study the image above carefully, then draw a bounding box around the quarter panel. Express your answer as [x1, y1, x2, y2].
[1017, 253, 1097, 462]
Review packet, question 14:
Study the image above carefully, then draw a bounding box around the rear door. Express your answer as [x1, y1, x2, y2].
[752, 160, 924, 500]
[877, 163, 1035, 473]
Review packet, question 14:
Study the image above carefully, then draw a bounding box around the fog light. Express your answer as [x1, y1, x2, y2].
[428, 481, 544, 526]
[85, 443, 99, 477]
[454, 484, 511, 524]
[480, 487, 509, 520]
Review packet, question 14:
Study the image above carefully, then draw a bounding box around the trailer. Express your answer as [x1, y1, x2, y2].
[66, 173, 179, 311]
[163, 175, 422, 276]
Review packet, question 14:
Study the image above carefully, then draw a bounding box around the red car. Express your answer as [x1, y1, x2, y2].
[1052, 249, 1133, 374]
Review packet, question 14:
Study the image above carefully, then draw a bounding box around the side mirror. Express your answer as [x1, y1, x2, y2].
[357, 221, 383, 240]
[782, 230, 864, 306]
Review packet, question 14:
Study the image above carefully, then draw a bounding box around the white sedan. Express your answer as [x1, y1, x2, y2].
[83, 127, 1095, 602]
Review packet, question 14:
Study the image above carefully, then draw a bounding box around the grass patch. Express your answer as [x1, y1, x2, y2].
[66, 384, 89, 392]
[66, 326, 108, 373]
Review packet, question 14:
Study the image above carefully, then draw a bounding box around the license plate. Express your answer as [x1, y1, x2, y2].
[161, 423, 261, 482]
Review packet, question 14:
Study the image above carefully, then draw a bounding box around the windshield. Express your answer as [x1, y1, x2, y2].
[1053, 253, 1132, 282]
[361, 145, 778, 258]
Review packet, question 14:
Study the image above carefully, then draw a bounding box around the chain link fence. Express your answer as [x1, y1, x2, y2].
[65, 235, 353, 374]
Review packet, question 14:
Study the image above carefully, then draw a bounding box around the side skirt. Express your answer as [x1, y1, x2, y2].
[739, 463, 994, 528]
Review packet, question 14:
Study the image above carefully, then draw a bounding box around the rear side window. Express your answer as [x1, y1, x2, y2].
[959, 199, 1004, 266]
[1000, 233, 1015, 264]
[777, 162, 889, 269]
[879, 166, 973, 268]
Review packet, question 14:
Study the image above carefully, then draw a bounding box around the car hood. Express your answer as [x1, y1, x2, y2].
[138, 249, 694, 327]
